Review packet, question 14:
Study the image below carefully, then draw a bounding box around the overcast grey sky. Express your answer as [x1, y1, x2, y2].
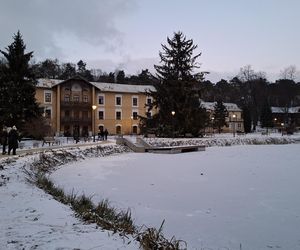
[1, 0, 300, 82]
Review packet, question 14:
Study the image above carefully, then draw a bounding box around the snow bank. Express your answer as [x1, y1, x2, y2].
[144, 134, 300, 147]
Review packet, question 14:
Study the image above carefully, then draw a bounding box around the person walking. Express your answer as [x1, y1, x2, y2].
[104, 129, 108, 140]
[1, 126, 8, 155]
[8, 126, 19, 155]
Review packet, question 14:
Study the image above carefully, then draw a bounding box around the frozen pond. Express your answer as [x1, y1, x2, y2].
[51, 144, 300, 250]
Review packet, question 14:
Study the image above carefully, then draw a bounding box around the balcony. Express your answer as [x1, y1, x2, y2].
[61, 117, 91, 124]
[61, 101, 92, 108]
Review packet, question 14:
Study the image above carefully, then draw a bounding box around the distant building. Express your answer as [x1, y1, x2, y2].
[271, 106, 300, 130]
[35, 76, 155, 136]
[201, 101, 244, 133]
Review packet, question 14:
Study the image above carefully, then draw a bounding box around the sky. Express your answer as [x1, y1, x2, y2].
[1, 0, 300, 82]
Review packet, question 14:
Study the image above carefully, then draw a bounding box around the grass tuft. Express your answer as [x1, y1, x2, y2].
[25, 146, 186, 249]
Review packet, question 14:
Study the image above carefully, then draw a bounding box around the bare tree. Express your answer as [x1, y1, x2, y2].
[238, 65, 266, 82]
[280, 65, 298, 81]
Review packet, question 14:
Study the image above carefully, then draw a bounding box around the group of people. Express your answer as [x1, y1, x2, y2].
[1, 125, 19, 155]
[98, 128, 109, 141]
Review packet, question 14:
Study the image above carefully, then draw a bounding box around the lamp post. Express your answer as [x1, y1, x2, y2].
[92, 105, 97, 142]
[211, 117, 215, 135]
[232, 114, 236, 137]
[281, 122, 284, 136]
[171, 110, 175, 138]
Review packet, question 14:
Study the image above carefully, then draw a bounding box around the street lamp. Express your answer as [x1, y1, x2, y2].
[232, 114, 237, 137]
[211, 117, 215, 135]
[92, 105, 97, 142]
[281, 122, 284, 136]
[171, 111, 175, 138]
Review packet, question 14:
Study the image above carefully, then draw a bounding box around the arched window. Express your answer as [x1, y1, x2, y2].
[132, 126, 138, 134]
[116, 125, 122, 134]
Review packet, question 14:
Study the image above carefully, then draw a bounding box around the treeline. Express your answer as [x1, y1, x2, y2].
[31, 58, 157, 85]
[31, 58, 300, 109]
[199, 65, 300, 131]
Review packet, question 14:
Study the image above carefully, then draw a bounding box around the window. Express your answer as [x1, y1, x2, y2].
[83, 95, 88, 103]
[98, 95, 105, 105]
[146, 97, 152, 105]
[73, 95, 80, 102]
[115, 95, 122, 106]
[116, 125, 122, 134]
[44, 92, 52, 103]
[146, 111, 152, 119]
[99, 111, 104, 120]
[116, 111, 121, 120]
[132, 96, 138, 107]
[132, 111, 138, 120]
[132, 126, 138, 134]
[65, 87, 70, 92]
[64, 95, 70, 102]
[45, 109, 51, 118]
[98, 125, 104, 132]
[74, 110, 79, 119]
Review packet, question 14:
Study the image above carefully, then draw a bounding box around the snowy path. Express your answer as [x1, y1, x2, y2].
[0, 156, 137, 250]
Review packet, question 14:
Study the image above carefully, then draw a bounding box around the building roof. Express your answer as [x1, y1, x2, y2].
[36, 78, 155, 94]
[90, 81, 155, 94]
[271, 106, 300, 113]
[201, 100, 242, 112]
[36, 79, 62, 88]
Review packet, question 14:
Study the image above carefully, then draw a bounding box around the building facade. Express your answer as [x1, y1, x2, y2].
[271, 106, 300, 131]
[35, 77, 155, 137]
[201, 101, 244, 133]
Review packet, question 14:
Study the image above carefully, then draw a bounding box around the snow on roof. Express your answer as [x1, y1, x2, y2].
[36, 79, 62, 88]
[201, 100, 242, 112]
[91, 81, 155, 94]
[36, 78, 155, 93]
[272, 106, 300, 113]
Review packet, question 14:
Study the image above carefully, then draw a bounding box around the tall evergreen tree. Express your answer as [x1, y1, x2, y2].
[146, 31, 208, 137]
[213, 100, 228, 133]
[33, 58, 61, 79]
[116, 70, 126, 83]
[59, 63, 76, 80]
[76, 60, 93, 81]
[260, 100, 273, 129]
[242, 105, 252, 133]
[0, 31, 41, 129]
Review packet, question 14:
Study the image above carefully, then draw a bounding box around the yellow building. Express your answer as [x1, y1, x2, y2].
[35, 77, 155, 137]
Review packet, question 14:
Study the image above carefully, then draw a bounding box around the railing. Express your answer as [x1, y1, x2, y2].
[60, 101, 92, 107]
[61, 117, 91, 123]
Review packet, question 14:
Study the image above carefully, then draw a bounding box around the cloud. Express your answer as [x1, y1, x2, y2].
[0, 0, 137, 60]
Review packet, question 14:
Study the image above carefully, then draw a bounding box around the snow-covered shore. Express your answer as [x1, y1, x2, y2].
[1, 134, 300, 249]
[144, 133, 300, 147]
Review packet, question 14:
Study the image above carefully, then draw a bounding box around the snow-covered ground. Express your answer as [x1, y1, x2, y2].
[0, 151, 138, 250]
[1, 134, 300, 250]
[51, 144, 300, 250]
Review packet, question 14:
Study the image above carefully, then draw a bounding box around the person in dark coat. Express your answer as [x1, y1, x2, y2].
[1, 126, 8, 155]
[104, 129, 108, 140]
[8, 126, 19, 155]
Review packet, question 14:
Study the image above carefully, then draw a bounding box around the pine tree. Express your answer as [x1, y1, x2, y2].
[0, 31, 41, 129]
[213, 100, 228, 133]
[76, 60, 93, 81]
[242, 105, 252, 133]
[146, 31, 208, 137]
[260, 100, 273, 129]
[59, 63, 76, 80]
